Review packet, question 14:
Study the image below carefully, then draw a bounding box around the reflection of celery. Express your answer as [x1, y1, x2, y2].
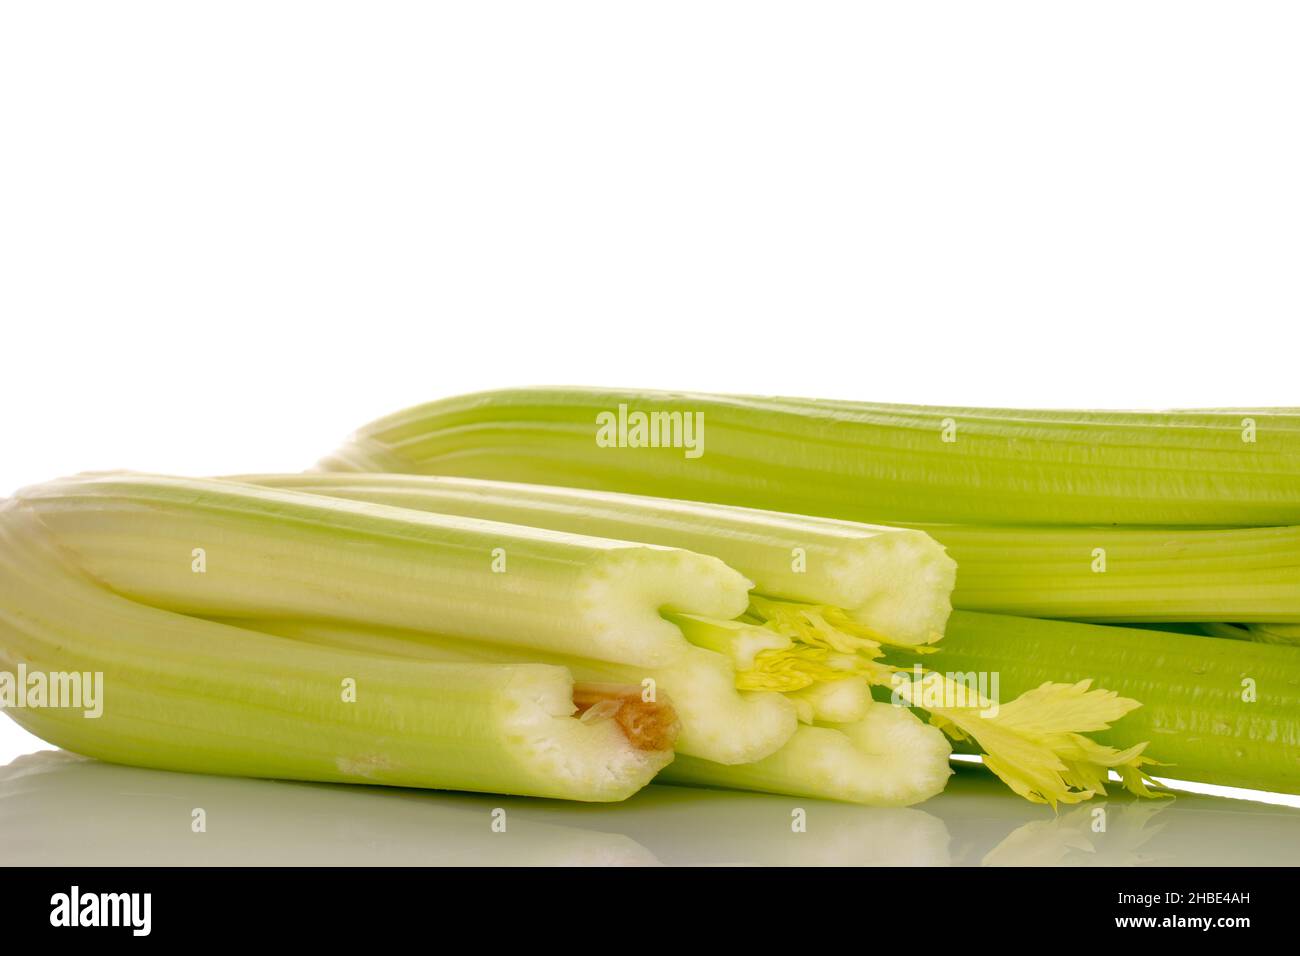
[0, 504, 674, 801]
[982, 801, 1169, 867]
[541, 782, 954, 867]
[0, 752, 661, 866]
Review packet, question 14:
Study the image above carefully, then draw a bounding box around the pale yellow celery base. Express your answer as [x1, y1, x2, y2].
[659, 702, 953, 807]
[789, 677, 873, 723]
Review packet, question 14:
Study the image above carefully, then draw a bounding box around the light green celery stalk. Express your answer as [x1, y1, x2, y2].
[0, 503, 674, 801]
[240, 611, 956, 807]
[237, 612, 1164, 806]
[893, 611, 1300, 795]
[15, 473, 753, 669]
[14, 472, 796, 766]
[315, 388, 1300, 527]
[237, 472, 956, 646]
[218, 617, 796, 766]
[926, 523, 1300, 622]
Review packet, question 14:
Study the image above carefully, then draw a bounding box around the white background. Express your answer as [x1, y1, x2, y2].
[1, 4, 1297, 800]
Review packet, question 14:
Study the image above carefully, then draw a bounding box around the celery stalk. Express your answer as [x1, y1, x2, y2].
[316, 388, 1300, 527]
[218, 617, 798, 766]
[927, 523, 1300, 622]
[659, 703, 954, 807]
[0, 503, 675, 801]
[15, 473, 752, 669]
[239, 472, 955, 646]
[894, 611, 1300, 795]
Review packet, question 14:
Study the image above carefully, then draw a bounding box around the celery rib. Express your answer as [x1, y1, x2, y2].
[221, 617, 799, 766]
[894, 611, 1300, 795]
[16, 473, 752, 669]
[928, 523, 1300, 621]
[316, 388, 1300, 527]
[0, 503, 674, 801]
[240, 472, 955, 646]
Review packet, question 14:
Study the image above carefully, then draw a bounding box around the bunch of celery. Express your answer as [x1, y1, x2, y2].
[311, 388, 1300, 799]
[230, 473, 1164, 807]
[7, 386, 1297, 806]
[3, 472, 1162, 807]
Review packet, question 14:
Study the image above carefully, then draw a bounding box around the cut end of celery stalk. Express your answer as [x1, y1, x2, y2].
[788, 677, 874, 723]
[660, 702, 954, 807]
[842, 532, 956, 645]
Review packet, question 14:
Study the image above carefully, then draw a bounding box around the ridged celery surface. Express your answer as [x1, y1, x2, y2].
[896, 611, 1300, 795]
[0, 504, 675, 801]
[253, 473, 1300, 625]
[15, 473, 752, 669]
[317, 388, 1300, 527]
[220, 618, 798, 766]
[929, 523, 1300, 622]
[239, 473, 955, 646]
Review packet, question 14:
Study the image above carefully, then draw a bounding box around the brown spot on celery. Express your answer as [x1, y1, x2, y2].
[573, 682, 680, 753]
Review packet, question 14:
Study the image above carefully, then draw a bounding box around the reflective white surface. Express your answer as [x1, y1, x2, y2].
[4, 750, 1298, 867]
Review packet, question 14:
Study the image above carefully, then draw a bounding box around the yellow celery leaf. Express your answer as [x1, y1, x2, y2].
[982, 679, 1141, 737]
[1060, 735, 1169, 799]
[748, 597, 886, 657]
[734, 644, 881, 692]
[894, 673, 1164, 808]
